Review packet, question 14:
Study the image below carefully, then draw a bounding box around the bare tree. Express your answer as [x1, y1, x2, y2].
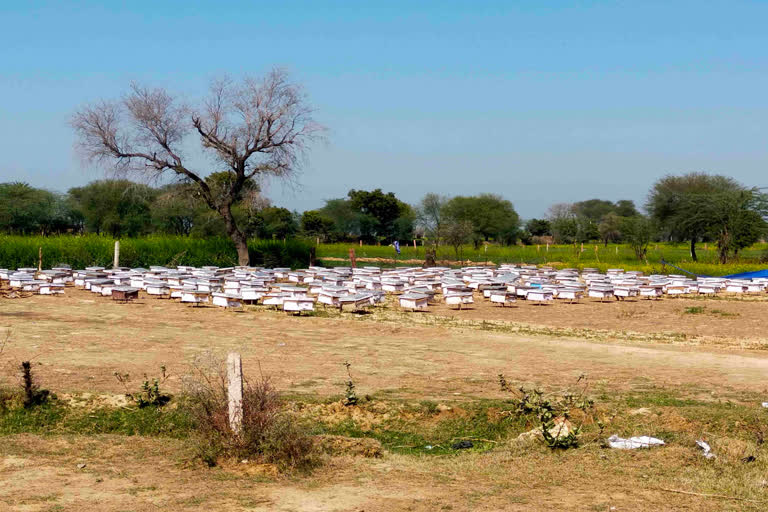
[444, 219, 474, 261]
[416, 193, 448, 247]
[72, 69, 323, 265]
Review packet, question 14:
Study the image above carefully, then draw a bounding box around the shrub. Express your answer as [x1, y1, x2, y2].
[21, 361, 49, 408]
[183, 354, 315, 470]
[498, 373, 596, 450]
[114, 366, 171, 408]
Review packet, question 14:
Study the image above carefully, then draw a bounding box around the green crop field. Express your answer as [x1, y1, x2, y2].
[0, 235, 312, 270]
[0, 235, 766, 275]
[315, 241, 768, 276]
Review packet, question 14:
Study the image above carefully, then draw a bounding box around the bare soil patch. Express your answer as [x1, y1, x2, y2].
[2, 289, 768, 510]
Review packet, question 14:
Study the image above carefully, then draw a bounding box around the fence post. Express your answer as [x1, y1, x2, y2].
[227, 352, 243, 435]
[38, 246, 42, 272]
[113, 241, 120, 269]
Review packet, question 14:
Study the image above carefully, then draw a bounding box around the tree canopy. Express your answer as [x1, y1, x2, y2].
[442, 194, 520, 245]
[646, 173, 763, 262]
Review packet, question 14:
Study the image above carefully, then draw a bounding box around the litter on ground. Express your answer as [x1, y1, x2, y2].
[607, 435, 665, 449]
[696, 440, 716, 459]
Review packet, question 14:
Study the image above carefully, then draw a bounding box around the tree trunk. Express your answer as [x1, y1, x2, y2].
[690, 238, 698, 262]
[719, 229, 730, 265]
[220, 204, 250, 266]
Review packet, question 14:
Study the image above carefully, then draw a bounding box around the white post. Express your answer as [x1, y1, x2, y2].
[227, 352, 244, 434]
[113, 241, 120, 269]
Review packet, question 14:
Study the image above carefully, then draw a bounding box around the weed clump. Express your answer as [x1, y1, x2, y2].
[114, 366, 171, 408]
[183, 354, 315, 470]
[342, 361, 358, 406]
[499, 373, 597, 449]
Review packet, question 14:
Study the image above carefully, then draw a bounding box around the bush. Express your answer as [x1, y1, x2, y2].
[21, 361, 49, 409]
[183, 354, 315, 470]
[114, 366, 171, 408]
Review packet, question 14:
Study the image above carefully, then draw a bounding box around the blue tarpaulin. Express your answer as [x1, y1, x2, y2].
[661, 259, 768, 279]
[723, 269, 768, 279]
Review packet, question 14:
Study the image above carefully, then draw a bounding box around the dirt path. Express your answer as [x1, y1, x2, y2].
[1, 289, 767, 400]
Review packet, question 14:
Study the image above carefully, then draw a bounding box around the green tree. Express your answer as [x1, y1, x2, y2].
[621, 215, 655, 261]
[525, 218, 551, 237]
[547, 203, 578, 244]
[251, 207, 299, 239]
[571, 199, 616, 223]
[300, 210, 335, 240]
[318, 198, 360, 241]
[0, 182, 73, 234]
[346, 189, 413, 242]
[646, 173, 743, 261]
[597, 212, 622, 246]
[151, 183, 208, 236]
[674, 188, 768, 263]
[442, 194, 520, 246]
[614, 200, 639, 218]
[67, 180, 156, 237]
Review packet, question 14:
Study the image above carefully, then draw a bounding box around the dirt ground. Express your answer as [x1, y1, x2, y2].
[2, 289, 768, 511]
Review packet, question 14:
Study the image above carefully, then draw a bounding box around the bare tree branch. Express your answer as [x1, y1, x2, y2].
[71, 68, 324, 265]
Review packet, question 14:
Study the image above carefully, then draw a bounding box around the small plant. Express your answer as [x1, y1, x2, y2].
[342, 361, 358, 407]
[501, 374, 596, 450]
[419, 400, 438, 415]
[684, 306, 705, 314]
[497, 373, 511, 392]
[21, 361, 49, 408]
[114, 366, 171, 408]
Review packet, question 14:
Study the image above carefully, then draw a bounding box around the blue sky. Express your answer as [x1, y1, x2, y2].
[2, 0, 768, 218]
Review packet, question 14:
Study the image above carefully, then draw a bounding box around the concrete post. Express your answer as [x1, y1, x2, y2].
[113, 241, 120, 269]
[227, 352, 243, 434]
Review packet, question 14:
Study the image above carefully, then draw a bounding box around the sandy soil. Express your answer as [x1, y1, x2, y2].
[3, 434, 752, 512]
[0, 289, 766, 400]
[2, 289, 768, 511]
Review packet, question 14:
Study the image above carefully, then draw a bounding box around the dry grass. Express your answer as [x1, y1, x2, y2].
[183, 352, 315, 471]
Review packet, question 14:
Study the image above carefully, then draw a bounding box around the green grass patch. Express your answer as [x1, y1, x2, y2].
[683, 306, 739, 317]
[625, 391, 705, 408]
[309, 399, 532, 456]
[0, 401, 194, 438]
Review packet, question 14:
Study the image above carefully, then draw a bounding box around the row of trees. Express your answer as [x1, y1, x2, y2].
[3, 172, 767, 264]
[0, 179, 298, 240]
[0, 180, 521, 248]
[516, 173, 767, 263]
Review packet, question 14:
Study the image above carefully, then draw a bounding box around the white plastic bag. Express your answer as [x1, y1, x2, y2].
[696, 440, 716, 459]
[607, 435, 665, 449]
